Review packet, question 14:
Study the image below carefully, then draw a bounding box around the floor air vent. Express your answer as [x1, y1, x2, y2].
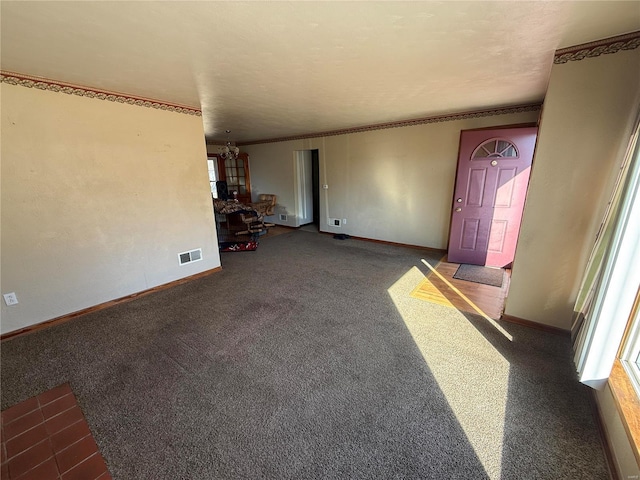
[179, 248, 202, 265]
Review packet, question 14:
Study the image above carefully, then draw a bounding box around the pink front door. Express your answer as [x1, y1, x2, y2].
[447, 127, 537, 267]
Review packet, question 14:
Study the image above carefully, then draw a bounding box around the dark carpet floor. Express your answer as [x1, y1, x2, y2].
[0, 231, 609, 479]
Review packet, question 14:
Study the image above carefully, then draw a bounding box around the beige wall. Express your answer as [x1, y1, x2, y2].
[244, 48, 639, 331]
[244, 110, 539, 246]
[505, 48, 640, 329]
[1, 84, 220, 334]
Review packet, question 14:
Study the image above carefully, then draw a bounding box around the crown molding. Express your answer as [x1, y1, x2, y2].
[238, 103, 542, 146]
[0, 71, 202, 116]
[554, 31, 640, 64]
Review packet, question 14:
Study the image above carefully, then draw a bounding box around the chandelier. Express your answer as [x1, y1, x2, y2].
[219, 130, 240, 160]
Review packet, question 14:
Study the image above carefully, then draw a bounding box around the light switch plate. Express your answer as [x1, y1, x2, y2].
[3, 292, 18, 306]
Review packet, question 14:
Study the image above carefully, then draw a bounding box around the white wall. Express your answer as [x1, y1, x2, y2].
[244, 110, 539, 245]
[1, 84, 220, 334]
[505, 48, 640, 329]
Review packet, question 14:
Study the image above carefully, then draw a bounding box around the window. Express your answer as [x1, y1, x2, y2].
[207, 157, 218, 197]
[615, 138, 640, 392]
[224, 156, 248, 195]
[471, 138, 518, 159]
[572, 112, 640, 389]
[620, 288, 640, 396]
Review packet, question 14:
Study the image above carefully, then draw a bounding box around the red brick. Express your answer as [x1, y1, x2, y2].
[50, 420, 90, 454]
[44, 407, 83, 436]
[3, 410, 44, 441]
[55, 435, 98, 474]
[7, 439, 54, 479]
[96, 471, 113, 480]
[61, 453, 107, 480]
[2, 461, 9, 480]
[37, 384, 73, 407]
[41, 394, 77, 420]
[15, 457, 59, 480]
[1, 398, 39, 426]
[5, 423, 48, 459]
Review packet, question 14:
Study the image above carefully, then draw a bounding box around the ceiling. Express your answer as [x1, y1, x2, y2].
[1, 1, 639, 144]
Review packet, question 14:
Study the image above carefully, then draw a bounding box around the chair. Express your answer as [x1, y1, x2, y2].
[234, 194, 277, 237]
[251, 194, 277, 227]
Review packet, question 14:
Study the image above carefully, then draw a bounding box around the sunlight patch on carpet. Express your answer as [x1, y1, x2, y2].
[388, 265, 511, 479]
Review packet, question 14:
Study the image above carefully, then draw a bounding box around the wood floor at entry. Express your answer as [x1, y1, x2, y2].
[411, 259, 510, 320]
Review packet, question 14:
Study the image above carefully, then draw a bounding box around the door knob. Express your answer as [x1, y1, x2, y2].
[455, 207, 462, 212]
[457, 198, 462, 203]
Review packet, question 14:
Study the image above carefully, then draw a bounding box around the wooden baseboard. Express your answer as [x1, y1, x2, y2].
[500, 314, 570, 336]
[317, 230, 446, 254]
[1, 267, 223, 342]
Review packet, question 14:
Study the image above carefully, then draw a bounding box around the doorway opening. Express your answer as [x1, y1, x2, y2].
[295, 149, 320, 232]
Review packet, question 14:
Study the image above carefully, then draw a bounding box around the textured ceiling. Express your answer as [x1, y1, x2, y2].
[1, 1, 639, 144]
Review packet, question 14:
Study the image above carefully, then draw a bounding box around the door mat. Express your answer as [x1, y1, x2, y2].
[453, 264, 504, 287]
[219, 241, 258, 252]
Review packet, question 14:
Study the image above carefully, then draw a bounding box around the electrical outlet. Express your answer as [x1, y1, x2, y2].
[342, 218, 347, 225]
[3, 292, 18, 306]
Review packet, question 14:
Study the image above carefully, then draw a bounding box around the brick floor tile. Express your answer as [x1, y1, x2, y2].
[37, 384, 72, 407]
[1, 399, 39, 426]
[50, 420, 90, 454]
[55, 435, 98, 474]
[3, 411, 44, 441]
[44, 407, 83, 436]
[5, 423, 48, 459]
[41, 395, 77, 420]
[61, 453, 107, 480]
[2, 384, 110, 480]
[14, 457, 58, 480]
[7, 439, 53, 479]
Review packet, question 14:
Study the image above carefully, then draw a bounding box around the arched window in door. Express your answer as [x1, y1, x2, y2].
[471, 138, 519, 159]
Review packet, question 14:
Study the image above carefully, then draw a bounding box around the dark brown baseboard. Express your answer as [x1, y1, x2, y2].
[1, 267, 223, 342]
[317, 230, 446, 254]
[500, 314, 570, 336]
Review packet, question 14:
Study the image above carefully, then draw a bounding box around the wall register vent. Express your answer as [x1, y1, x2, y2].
[179, 248, 202, 265]
[279, 214, 288, 221]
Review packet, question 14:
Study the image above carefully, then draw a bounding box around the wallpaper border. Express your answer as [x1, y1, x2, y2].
[554, 31, 640, 64]
[238, 104, 542, 146]
[0, 71, 202, 116]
